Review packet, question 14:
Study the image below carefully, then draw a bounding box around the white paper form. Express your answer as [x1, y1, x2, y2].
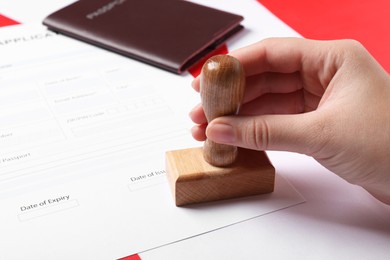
[0, 24, 304, 260]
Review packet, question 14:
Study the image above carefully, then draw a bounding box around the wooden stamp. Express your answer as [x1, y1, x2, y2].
[166, 55, 275, 206]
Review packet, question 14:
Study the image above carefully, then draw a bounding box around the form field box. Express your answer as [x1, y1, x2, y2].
[18, 199, 79, 222]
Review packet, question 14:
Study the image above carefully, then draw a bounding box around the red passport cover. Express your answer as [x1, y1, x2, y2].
[42, 0, 243, 74]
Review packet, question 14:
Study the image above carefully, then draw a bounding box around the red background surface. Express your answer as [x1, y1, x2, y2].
[258, 0, 390, 73]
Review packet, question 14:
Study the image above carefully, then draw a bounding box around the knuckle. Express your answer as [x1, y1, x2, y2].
[241, 118, 270, 151]
[337, 39, 367, 61]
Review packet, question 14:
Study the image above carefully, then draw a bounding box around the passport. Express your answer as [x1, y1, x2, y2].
[43, 0, 244, 74]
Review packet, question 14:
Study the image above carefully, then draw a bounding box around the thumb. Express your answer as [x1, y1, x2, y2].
[206, 113, 323, 156]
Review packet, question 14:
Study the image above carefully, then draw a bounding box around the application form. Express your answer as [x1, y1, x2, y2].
[0, 25, 304, 259]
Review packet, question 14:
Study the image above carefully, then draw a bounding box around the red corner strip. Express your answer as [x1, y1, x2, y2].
[118, 254, 142, 260]
[0, 13, 19, 27]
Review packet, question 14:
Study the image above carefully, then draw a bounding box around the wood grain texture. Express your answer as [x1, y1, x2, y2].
[166, 147, 275, 206]
[201, 55, 245, 166]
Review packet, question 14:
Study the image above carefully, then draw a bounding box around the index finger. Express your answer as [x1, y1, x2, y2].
[192, 37, 340, 93]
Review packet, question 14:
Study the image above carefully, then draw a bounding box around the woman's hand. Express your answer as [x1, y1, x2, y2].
[190, 38, 390, 204]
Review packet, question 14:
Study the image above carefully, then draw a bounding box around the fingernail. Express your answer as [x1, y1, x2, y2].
[207, 123, 235, 144]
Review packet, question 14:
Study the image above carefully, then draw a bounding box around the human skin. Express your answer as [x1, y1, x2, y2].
[190, 38, 390, 205]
